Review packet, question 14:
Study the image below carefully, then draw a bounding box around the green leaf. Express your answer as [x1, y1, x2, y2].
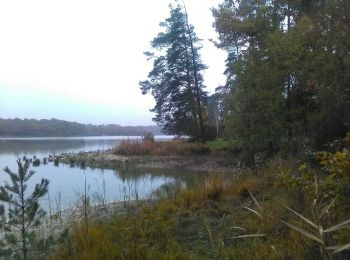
[229, 234, 267, 239]
[324, 219, 350, 233]
[332, 243, 350, 254]
[243, 206, 263, 219]
[246, 187, 262, 211]
[280, 220, 323, 244]
[327, 243, 350, 254]
[319, 199, 335, 219]
[284, 205, 317, 229]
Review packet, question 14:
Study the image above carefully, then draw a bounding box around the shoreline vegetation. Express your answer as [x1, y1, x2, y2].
[49, 137, 350, 259]
[1, 139, 349, 259]
[58, 140, 237, 173]
[1, 0, 349, 258]
[50, 137, 349, 259]
[0, 137, 348, 259]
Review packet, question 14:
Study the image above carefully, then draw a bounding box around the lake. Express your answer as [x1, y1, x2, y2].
[0, 136, 206, 211]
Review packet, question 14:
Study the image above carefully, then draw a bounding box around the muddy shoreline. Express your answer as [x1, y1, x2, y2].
[57, 150, 237, 173]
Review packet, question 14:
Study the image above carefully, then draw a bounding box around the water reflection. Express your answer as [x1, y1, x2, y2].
[0, 138, 122, 156]
[0, 137, 205, 211]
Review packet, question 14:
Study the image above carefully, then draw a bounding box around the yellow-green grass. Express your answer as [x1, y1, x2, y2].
[206, 139, 231, 151]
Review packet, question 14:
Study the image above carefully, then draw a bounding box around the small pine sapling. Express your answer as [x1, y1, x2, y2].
[0, 159, 49, 260]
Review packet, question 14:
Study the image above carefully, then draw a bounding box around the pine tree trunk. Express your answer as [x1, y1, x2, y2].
[183, 35, 199, 128]
[286, 0, 292, 142]
[20, 180, 27, 260]
[190, 39, 205, 141]
[182, 1, 205, 141]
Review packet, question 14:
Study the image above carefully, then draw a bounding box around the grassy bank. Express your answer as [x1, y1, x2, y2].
[49, 145, 350, 259]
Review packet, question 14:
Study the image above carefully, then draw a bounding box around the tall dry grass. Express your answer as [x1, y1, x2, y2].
[49, 155, 350, 260]
[113, 139, 210, 156]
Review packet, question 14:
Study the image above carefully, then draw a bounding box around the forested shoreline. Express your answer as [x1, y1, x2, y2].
[0, 118, 161, 137]
[0, 0, 349, 259]
[139, 0, 349, 159]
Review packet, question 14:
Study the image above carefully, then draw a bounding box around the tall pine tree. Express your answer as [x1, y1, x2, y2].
[140, 4, 208, 140]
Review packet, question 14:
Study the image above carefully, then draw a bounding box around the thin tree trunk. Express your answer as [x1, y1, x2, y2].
[216, 113, 219, 137]
[20, 180, 27, 260]
[184, 36, 199, 127]
[182, 0, 205, 141]
[287, 1, 291, 31]
[286, 0, 292, 141]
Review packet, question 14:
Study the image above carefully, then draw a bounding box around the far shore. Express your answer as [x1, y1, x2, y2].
[0, 135, 173, 140]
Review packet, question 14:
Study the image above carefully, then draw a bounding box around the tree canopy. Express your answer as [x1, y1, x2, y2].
[140, 4, 208, 140]
[213, 0, 350, 155]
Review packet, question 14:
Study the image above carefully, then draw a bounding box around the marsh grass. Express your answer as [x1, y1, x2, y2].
[49, 156, 350, 259]
[201, 174, 225, 200]
[280, 177, 350, 259]
[114, 139, 211, 156]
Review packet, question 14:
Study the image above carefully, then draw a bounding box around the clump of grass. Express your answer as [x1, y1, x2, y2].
[280, 176, 350, 259]
[229, 175, 262, 198]
[201, 174, 225, 201]
[114, 139, 210, 156]
[207, 139, 231, 151]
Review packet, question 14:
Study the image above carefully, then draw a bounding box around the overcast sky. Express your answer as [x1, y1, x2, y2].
[0, 0, 226, 125]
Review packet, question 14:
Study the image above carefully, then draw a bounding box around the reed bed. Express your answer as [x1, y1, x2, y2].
[113, 139, 211, 156]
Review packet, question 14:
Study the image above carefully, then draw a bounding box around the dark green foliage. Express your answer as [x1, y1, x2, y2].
[140, 4, 208, 140]
[202, 124, 217, 141]
[213, 0, 350, 156]
[0, 160, 49, 259]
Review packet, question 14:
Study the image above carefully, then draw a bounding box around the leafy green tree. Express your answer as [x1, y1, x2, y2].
[213, 0, 350, 156]
[0, 159, 49, 260]
[213, 0, 288, 154]
[140, 4, 208, 140]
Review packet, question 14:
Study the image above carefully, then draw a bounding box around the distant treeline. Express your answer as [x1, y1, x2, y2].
[0, 118, 162, 137]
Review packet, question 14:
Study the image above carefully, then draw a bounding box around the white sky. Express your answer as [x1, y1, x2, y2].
[0, 0, 226, 125]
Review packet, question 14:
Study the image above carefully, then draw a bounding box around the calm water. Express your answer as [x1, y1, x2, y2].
[0, 136, 206, 210]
